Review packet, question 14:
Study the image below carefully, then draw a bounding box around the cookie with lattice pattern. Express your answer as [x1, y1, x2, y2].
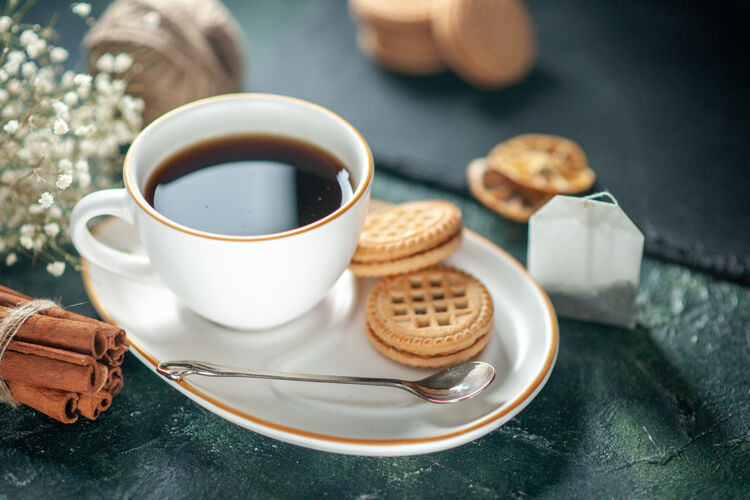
[350, 200, 463, 277]
[467, 157, 552, 222]
[365, 265, 493, 367]
[488, 134, 595, 195]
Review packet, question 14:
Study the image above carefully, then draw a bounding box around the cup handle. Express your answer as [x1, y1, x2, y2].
[70, 189, 157, 284]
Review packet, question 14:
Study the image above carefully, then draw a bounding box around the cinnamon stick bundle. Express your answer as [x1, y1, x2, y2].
[1, 306, 108, 359]
[1, 340, 107, 394]
[103, 344, 128, 367]
[104, 367, 123, 397]
[0, 285, 129, 423]
[0, 285, 127, 352]
[78, 390, 112, 420]
[8, 381, 79, 424]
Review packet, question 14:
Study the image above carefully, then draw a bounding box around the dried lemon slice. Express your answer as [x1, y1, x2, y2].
[467, 157, 552, 223]
[488, 134, 595, 195]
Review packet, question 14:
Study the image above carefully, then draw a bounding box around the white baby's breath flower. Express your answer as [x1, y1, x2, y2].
[74, 159, 89, 173]
[6, 79, 22, 95]
[32, 74, 53, 94]
[2, 102, 20, 118]
[74, 124, 95, 136]
[113, 53, 133, 73]
[73, 73, 92, 88]
[95, 74, 112, 94]
[95, 104, 115, 123]
[143, 11, 160, 27]
[71, 3, 91, 18]
[20, 224, 35, 237]
[4, 62, 20, 76]
[6, 50, 25, 71]
[111, 79, 127, 93]
[5, 253, 18, 267]
[0, 16, 12, 33]
[3, 120, 19, 134]
[62, 70, 75, 86]
[77, 171, 91, 188]
[79, 139, 96, 156]
[49, 47, 68, 63]
[17, 148, 33, 163]
[59, 158, 73, 172]
[5, 50, 25, 74]
[43, 222, 60, 238]
[49, 206, 63, 219]
[76, 84, 90, 99]
[63, 91, 78, 106]
[26, 39, 46, 59]
[7, 51, 26, 64]
[1, 170, 16, 183]
[53, 118, 69, 135]
[38, 191, 54, 208]
[20, 235, 34, 249]
[56, 174, 73, 189]
[21, 61, 37, 78]
[46, 261, 65, 277]
[96, 53, 115, 73]
[0, 7, 144, 274]
[52, 100, 69, 119]
[19, 30, 37, 47]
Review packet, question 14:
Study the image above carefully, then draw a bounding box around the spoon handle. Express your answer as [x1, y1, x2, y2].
[157, 360, 404, 389]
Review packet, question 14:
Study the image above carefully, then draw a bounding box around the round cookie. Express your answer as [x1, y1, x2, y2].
[350, 200, 463, 277]
[432, 0, 537, 88]
[467, 157, 552, 222]
[349, 231, 462, 277]
[365, 265, 494, 367]
[357, 27, 447, 75]
[487, 134, 595, 195]
[350, 0, 441, 31]
[366, 324, 492, 368]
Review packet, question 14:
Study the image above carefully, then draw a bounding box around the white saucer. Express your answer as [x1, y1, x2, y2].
[82, 216, 558, 456]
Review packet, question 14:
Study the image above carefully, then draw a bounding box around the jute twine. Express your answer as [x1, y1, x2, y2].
[84, 0, 244, 123]
[0, 299, 58, 406]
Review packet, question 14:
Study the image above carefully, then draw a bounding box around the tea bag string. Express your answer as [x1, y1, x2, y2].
[583, 191, 618, 205]
[0, 299, 58, 406]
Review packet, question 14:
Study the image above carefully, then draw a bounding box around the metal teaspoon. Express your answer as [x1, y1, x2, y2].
[156, 360, 495, 404]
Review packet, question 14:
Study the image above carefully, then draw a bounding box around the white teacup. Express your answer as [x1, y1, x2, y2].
[70, 94, 373, 330]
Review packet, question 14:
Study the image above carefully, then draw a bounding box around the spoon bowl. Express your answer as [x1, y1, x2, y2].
[402, 362, 497, 403]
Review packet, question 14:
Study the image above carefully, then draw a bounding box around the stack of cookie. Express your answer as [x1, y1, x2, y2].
[350, 200, 494, 368]
[467, 134, 596, 222]
[351, 0, 446, 76]
[349, 0, 537, 89]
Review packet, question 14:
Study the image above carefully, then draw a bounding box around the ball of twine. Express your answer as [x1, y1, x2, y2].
[84, 0, 244, 123]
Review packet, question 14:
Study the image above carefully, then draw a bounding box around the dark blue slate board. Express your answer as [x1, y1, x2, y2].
[250, 0, 750, 283]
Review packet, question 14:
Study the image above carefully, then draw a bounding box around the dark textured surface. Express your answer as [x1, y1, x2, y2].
[1, 1, 749, 497]
[251, 0, 750, 284]
[1, 171, 749, 498]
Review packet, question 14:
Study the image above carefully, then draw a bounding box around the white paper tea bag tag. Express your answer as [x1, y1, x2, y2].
[528, 192, 644, 329]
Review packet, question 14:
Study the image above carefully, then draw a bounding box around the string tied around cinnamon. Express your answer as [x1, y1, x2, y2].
[0, 299, 59, 406]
